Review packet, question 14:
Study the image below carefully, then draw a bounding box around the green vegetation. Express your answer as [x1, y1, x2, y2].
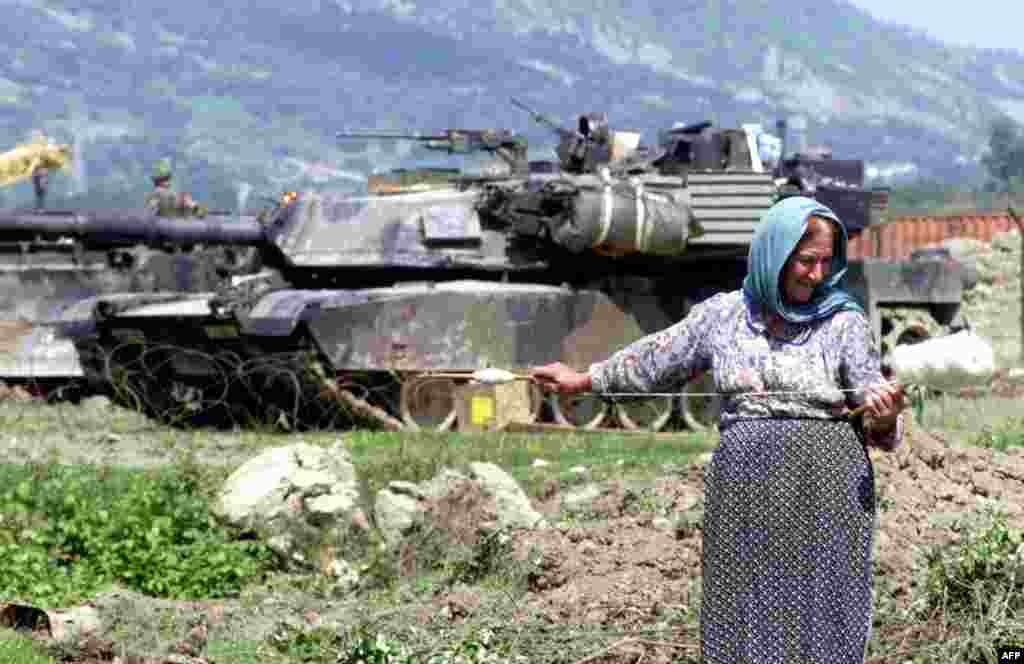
[0, 630, 53, 664]
[345, 428, 713, 498]
[268, 622, 525, 664]
[913, 394, 1023, 448]
[0, 399, 715, 497]
[973, 417, 1024, 451]
[0, 462, 276, 606]
[886, 116, 1024, 215]
[925, 510, 1023, 618]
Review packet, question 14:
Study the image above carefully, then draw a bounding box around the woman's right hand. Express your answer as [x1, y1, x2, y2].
[530, 362, 592, 394]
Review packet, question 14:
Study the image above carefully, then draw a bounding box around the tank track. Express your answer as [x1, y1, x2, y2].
[71, 328, 720, 433]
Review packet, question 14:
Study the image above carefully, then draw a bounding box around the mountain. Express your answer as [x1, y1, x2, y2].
[2, 0, 1023, 209]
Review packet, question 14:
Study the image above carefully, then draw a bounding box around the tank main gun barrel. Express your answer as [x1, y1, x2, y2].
[0, 209, 267, 246]
[336, 129, 472, 153]
[336, 130, 447, 141]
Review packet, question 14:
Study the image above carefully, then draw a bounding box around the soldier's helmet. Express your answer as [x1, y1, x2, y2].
[152, 158, 173, 181]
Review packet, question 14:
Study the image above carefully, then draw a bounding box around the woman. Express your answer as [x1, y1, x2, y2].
[531, 196, 905, 663]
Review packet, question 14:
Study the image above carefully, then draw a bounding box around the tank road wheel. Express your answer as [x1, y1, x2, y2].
[680, 373, 721, 431]
[549, 393, 609, 430]
[613, 396, 676, 431]
[399, 376, 458, 432]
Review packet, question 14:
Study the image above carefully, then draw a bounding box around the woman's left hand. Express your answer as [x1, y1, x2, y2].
[862, 382, 906, 426]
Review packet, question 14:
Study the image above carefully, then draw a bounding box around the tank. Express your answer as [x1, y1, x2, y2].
[0, 208, 268, 396]
[4, 107, 963, 432]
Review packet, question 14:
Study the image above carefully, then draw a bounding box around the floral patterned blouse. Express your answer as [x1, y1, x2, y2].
[589, 290, 904, 450]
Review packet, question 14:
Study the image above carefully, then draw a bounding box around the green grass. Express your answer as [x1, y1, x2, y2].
[0, 399, 717, 499]
[344, 428, 715, 497]
[912, 394, 1024, 449]
[0, 630, 53, 664]
[206, 638, 284, 663]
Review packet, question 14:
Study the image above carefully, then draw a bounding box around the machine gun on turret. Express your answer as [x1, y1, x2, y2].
[510, 97, 662, 175]
[337, 128, 529, 178]
[511, 97, 616, 174]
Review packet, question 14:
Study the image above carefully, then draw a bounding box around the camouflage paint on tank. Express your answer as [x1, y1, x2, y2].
[302, 282, 645, 372]
[0, 212, 264, 379]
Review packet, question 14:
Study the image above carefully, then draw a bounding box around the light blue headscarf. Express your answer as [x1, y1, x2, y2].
[742, 196, 864, 324]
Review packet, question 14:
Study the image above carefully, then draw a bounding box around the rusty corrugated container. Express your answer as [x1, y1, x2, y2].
[851, 214, 1017, 259]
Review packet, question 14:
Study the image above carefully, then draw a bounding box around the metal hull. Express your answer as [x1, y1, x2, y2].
[0, 243, 257, 384]
[57, 281, 650, 428]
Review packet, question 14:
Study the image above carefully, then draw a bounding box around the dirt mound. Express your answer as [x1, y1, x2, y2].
[477, 422, 1024, 653]
[870, 423, 1024, 599]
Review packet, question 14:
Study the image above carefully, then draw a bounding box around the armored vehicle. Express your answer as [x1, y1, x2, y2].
[0, 134, 267, 396]
[0, 107, 962, 431]
[0, 209, 265, 396]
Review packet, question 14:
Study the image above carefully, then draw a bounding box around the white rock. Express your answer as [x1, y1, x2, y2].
[468, 462, 548, 529]
[213, 442, 365, 566]
[306, 493, 359, 517]
[569, 465, 587, 475]
[532, 459, 551, 467]
[374, 488, 421, 547]
[289, 468, 336, 491]
[374, 463, 548, 547]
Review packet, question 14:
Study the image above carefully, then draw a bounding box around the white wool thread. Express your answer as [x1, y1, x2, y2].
[887, 331, 996, 393]
[426, 333, 998, 398]
[472, 368, 522, 385]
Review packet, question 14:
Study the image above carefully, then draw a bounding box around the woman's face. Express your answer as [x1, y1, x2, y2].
[781, 217, 835, 304]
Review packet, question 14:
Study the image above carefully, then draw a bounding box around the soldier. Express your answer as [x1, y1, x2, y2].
[144, 159, 206, 217]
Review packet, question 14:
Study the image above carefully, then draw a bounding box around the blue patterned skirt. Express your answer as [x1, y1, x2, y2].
[701, 418, 875, 664]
